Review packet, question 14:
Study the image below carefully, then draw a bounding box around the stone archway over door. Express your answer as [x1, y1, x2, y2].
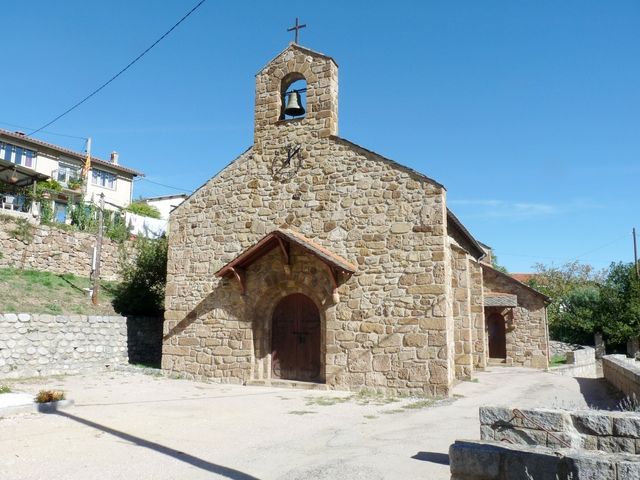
[487, 312, 507, 359]
[271, 293, 321, 382]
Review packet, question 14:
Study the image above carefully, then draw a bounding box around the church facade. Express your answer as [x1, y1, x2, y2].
[162, 44, 550, 395]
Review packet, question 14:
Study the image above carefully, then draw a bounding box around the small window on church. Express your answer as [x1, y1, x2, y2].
[281, 75, 306, 120]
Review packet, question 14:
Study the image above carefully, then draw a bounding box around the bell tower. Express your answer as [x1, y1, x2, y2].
[254, 43, 339, 151]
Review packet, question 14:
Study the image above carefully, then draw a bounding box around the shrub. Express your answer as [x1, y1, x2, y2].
[618, 393, 640, 412]
[0, 384, 10, 394]
[112, 236, 168, 316]
[35, 390, 65, 403]
[126, 201, 161, 219]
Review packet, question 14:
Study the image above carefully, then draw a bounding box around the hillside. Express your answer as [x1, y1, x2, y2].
[0, 268, 119, 315]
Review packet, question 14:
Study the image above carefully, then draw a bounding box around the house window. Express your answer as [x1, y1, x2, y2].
[0, 141, 36, 168]
[57, 163, 81, 185]
[91, 169, 116, 189]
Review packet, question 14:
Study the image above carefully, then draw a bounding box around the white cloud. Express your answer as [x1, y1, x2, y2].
[448, 198, 598, 220]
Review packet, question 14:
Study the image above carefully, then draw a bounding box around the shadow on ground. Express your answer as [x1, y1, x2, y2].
[54, 411, 260, 480]
[575, 377, 623, 410]
[411, 451, 449, 465]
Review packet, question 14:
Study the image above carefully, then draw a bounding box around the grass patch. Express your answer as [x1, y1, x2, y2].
[363, 414, 378, 419]
[0, 384, 10, 394]
[402, 399, 437, 410]
[550, 354, 567, 367]
[305, 395, 352, 407]
[288, 410, 317, 415]
[0, 268, 119, 315]
[381, 408, 405, 415]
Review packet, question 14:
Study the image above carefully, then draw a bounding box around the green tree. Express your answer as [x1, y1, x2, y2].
[596, 262, 640, 345]
[126, 201, 161, 219]
[529, 261, 605, 343]
[112, 236, 168, 316]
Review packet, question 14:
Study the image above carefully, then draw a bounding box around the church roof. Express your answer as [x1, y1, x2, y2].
[481, 263, 550, 302]
[215, 229, 357, 279]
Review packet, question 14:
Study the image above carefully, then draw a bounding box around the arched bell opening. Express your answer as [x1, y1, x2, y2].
[280, 73, 307, 120]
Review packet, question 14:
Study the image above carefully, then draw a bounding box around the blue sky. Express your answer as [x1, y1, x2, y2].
[2, 1, 638, 272]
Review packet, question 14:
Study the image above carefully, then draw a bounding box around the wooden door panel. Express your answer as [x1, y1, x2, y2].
[487, 313, 507, 359]
[272, 293, 320, 381]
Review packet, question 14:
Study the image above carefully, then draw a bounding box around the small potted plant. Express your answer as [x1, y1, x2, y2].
[34, 389, 74, 413]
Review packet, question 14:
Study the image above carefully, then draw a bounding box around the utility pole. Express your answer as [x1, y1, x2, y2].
[92, 193, 105, 305]
[634, 227, 639, 279]
[83, 137, 92, 196]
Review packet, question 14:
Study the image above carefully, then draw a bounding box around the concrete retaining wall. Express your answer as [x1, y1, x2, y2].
[479, 406, 640, 454]
[603, 354, 640, 398]
[0, 313, 129, 378]
[450, 440, 640, 480]
[549, 346, 597, 378]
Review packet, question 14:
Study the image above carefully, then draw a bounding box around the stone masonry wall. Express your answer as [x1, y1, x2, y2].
[469, 259, 487, 369]
[0, 216, 127, 281]
[549, 346, 597, 378]
[479, 406, 640, 454]
[164, 44, 456, 396]
[449, 440, 640, 480]
[482, 265, 549, 368]
[0, 313, 129, 378]
[603, 354, 640, 398]
[451, 245, 473, 379]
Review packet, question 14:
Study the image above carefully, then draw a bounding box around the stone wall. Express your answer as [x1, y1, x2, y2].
[603, 354, 640, 398]
[0, 216, 127, 281]
[482, 265, 549, 368]
[164, 43, 457, 396]
[451, 245, 473, 379]
[479, 406, 640, 453]
[549, 346, 597, 378]
[449, 439, 640, 480]
[0, 313, 129, 378]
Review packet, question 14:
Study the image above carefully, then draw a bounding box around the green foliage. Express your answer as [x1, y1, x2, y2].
[0, 384, 10, 394]
[596, 262, 640, 345]
[9, 218, 35, 243]
[112, 236, 168, 316]
[491, 254, 509, 274]
[66, 201, 130, 243]
[550, 353, 567, 367]
[532, 261, 640, 347]
[126, 201, 161, 219]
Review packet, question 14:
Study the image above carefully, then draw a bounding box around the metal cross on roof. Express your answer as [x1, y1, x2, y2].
[287, 17, 306, 44]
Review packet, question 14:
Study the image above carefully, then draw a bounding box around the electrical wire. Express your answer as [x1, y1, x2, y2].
[135, 177, 191, 193]
[28, 0, 208, 136]
[0, 121, 87, 140]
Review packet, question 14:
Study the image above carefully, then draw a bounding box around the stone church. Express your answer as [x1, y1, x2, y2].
[162, 43, 550, 396]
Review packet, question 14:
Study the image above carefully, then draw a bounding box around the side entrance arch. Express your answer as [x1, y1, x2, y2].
[271, 293, 321, 382]
[487, 312, 507, 359]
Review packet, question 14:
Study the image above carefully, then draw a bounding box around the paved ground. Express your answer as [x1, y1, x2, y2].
[0, 367, 618, 480]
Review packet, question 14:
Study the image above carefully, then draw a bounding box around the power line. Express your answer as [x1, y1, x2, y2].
[28, 0, 208, 136]
[135, 177, 191, 193]
[0, 120, 87, 140]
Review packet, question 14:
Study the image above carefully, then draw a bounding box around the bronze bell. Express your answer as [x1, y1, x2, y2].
[284, 91, 305, 117]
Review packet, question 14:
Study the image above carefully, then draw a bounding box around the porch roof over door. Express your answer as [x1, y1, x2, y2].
[215, 229, 357, 280]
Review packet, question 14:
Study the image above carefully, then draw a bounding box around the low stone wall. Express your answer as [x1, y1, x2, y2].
[0, 216, 129, 281]
[127, 316, 163, 367]
[549, 346, 597, 378]
[449, 440, 640, 480]
[603, 354, 640, 398]
[479, 406, 640, 454]
[0, 313, 129, 378]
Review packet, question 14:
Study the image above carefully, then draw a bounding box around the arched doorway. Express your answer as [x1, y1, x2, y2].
[271, 293, 321, 381]
[487, 312, 507, 359]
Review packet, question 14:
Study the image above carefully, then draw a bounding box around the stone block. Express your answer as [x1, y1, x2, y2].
[347, 349, 372, 373]
[493, 427, 547, 447]
[479, 406, 514, 426]
[617, 458, 640, 479]
[572, 411, 614, 436]
[596, 436, 635, 454]
[378, 334, 401, 348]
[565, 450, 616, 480]
[501, 445, 562, 480]
[448, 440, 500, 479]
[403, 333, 427, 347]
[372, 354, 391, 372]
[612, 414, 640, 438]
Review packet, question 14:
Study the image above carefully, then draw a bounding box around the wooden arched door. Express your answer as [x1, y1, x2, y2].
[487, 312, 507, 359]
[271, 293, 321, 381]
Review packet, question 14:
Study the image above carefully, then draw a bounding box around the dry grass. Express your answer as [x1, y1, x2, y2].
[34, 390, 65, 403]
[0, 268, 119, 315]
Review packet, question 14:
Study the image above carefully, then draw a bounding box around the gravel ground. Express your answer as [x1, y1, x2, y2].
[0, 366, 617, 480]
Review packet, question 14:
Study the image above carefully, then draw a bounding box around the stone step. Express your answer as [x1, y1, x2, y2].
[246, 379, 329, 391]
